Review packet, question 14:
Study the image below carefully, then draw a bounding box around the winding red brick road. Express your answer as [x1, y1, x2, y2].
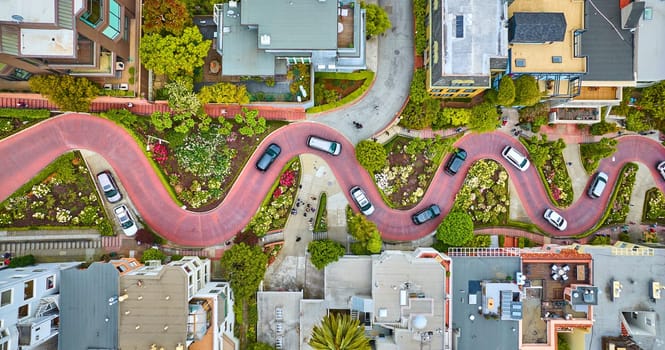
[1, 113, 664, 246]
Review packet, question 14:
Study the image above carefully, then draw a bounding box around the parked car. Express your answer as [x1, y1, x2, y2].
[587, 172, 609, 199]
[113, 205, 138, 236]
[412, 204, 441, 225]
[96, 171, 122, 203]
[349, 186, 375, 216]
[657, 161, 665, 180]
[444, 148, 467, 175]
[256, 143, 282, 171]
[307, 136, 342, 156]
[543, 208, 567, 231]
[501, 146, 530, 171]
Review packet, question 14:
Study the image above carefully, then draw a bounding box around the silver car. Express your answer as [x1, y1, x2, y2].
[544, 208, 567, 231]
[113, 205, 138, 236]
[350, 186, 375, 216]
[657, 161, 665, 181]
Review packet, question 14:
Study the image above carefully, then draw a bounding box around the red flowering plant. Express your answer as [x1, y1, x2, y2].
[279, 170, 296, 187]
[273, 187, 283, 198]
[152, 143, 168, 165]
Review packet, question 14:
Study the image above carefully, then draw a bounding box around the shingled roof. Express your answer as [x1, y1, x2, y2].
[509, 12, 567, 43]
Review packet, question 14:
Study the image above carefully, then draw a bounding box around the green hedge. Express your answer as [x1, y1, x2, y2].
[8, 255, 36, 268]
[314, 192, 328, 232]
[307, 71, 375, 113]
[0, 108, 50, 119]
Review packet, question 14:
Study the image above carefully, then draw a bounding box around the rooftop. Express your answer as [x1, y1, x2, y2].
[508, 0, 586, 74]
[59, 263, 119, 350]
[583, 246, 665, 350]
[324, 255, 372, 309]
[634, 0, 665, 83]
[451, 256, 521, 350]
[509, 12, 566, 43]
[0, 0, 56, 24]
[257, 291, 303, 350]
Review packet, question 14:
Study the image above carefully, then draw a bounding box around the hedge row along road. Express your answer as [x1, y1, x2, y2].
[1, 113, 664, 246]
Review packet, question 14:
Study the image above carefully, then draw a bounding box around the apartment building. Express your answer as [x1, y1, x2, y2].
[0, 262, 80, 350]
[0, 0, 136, 82]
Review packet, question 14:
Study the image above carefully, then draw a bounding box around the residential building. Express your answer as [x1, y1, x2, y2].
[507, 0, 586, 101]
[581, 242, 665, 350]
[59, 258, 142, 350]
[623, 0, 665, 86]
[0, 0, 136, 82]
[425, 0, 508, 99]
[0, 261, 80, 350]
[118, 257, 215, 350]
[257, 248, 452, 349]
[213, 0, 366, 77]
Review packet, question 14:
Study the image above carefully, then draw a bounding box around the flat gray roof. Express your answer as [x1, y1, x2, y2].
[299, 299, 329, 349]
[241, 0, 337, 50]
[219, 2, 276, 76]
[635, 0, 665, 83]
[324, 256, 372, 309]
[581, 0, 634, 81]
[257, 291, 303, 350]
[451, 256, 521, 350]
[584, 246, 665, 349]
[59, 263, 119, 350]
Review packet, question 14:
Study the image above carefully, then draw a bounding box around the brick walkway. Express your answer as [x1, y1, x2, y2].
[0, 93, 306, 120]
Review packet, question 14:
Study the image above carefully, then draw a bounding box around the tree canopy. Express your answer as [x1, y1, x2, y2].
[198, 82, 250, 105]
[29, 75, 99, 112]
[308, 239, 346, 270]
[436, 211, 474, 246]
[309, 313, 371, 350]
[141, 248, 166, 263]
[639, 80, 665, 119]
[142, 0, 190, 35]
[361, 2, 392, 37]
[355, 140, 387, 173]
[513, 75, 541, 107]
[347, 210, 382, 254]
[140, 26, 210, 77]
[497, 75, 516, 106]
[220, 243, 267, 300]
[468, 102, 500, 132]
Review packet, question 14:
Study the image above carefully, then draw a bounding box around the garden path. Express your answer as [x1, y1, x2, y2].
[1, 113, 664, 246]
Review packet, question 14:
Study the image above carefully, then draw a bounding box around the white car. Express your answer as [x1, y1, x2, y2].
[113, 205, 138, 236]
[349, 186, 375, 216]
[657, 161, 665, 181]
[543, 209, 567, 231]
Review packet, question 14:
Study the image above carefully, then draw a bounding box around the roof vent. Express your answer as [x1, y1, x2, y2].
[260, 34, 271, 45]
[229, 1, 238, 8]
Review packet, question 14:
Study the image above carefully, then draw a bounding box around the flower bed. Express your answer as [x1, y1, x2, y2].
[522, 137, 573, 207]
[0, 151, 113, 235]
[375, 136, 453, 209]
[451, 160, 510, 226]
[244, 159, 301, 237]
[604, 163, 638, 224]
[644, 188, 665, 223]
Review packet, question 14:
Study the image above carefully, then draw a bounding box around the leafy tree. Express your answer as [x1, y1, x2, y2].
[361, 2, 392, 37]
[347, 210, 381, 254]
[8, 255, 36, 268]
[309, 313, 371, 350]
[165, 76, 201, 116]
[247, 343, 275, 350]
[134, 229, 155, 245]
[524, 134, 551, 168]
[102, 109, 138, 127]
[140, 26, 210, 77]
[198, 82, 250, 104]
[483, 89, 498, 104]
[639, 80, 665, 119]
[141, 248, 166, 263]
[235, 108, 267, 136]
[409, 69, 428, 104]
[589, 120, 618, 136]
[29, 75, 99, 112]
[151, 111, 173, 132]
[625, 109, 650, 132]
[496, 76, 516, 106]
[220, 243, 268, 300]
[513, 75, 541, 107]
[436, 211, 474, 246]
[435, 108, 472, 129]
[355, 140, 387, 173]
[468, 102, 500, 132]
[142, 0, 190, 35]
[308, 239, 346, 270]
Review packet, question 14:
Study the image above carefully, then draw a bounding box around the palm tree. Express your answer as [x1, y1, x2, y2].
[309, 313, 371, 350]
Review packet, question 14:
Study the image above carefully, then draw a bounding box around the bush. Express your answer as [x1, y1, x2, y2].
[8, 255, 36, 268]
[590, 120, 618, 135]
[0, 108, 50, 119]
[308, 239, 346, 270]
[496, 76, 515, 106]
[436, 212, 474, 246]
[355, 140, 387, 173]
[513, 75, 541, 107]
[306, 71, 374, 113]
[141, 248, 166, 263]
[580, 138, 618, 174]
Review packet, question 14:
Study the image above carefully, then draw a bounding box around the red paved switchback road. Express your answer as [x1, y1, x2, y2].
[1, 113, 664, 246]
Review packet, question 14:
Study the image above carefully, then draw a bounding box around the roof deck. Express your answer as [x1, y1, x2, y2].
[508, 0, 586, 73]
[337, 2, 354, 49]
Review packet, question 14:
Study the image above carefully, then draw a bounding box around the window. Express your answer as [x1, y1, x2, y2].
[455, 16, 464, 38]
[24, 280, 34, 300]
[464, 89, 476, 93]
[515, 59, 526, 67]
[46, 276, 55, 290]
[448, 89, 460, 93]
[459, 93, 470, 97]
[18, 304, 28, 319]
[102, 0, 122, 40]
[0, 340, 7, 350]
[552, 56, 562, 63]
[0, 290, 11, 307]
[442, 93, 454, 97]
